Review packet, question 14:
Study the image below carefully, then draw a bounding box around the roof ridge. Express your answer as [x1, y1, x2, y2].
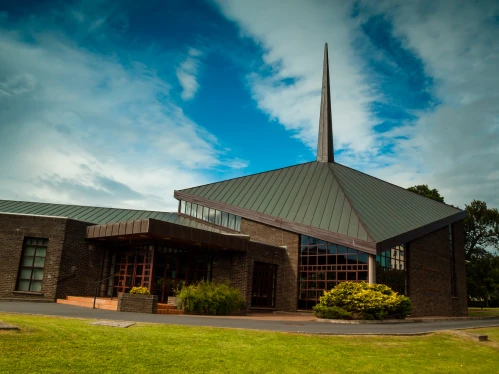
[0, 199, 175, 214]
[331, 162, 462, 212]
[327, 164, 375, 242]
[178, 161, 315, 193]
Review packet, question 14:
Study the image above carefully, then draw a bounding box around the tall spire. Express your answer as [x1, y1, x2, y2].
[317, 43, 334, 163]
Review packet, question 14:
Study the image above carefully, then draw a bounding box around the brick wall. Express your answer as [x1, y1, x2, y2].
[118, 293, 158, 313]
[408, 220, 467, 316]
[241, 218, 299, 312]
[0, 213, 105, 301]
[56, 219, 104, 299]
[0, 214, 67, 300]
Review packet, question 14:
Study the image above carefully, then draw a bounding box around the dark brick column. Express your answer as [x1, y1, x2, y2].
[407, 223, 467, 317]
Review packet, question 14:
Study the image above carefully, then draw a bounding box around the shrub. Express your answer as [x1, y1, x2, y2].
[313, 305, 352, 319]
[313, 282, 412, 320]
[129, 286, 150, 295]
[176, 281, 245, 315]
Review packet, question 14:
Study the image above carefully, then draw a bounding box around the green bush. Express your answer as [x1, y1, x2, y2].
[176, 281, 246, 315]
[129, 286, 150, 295]
[313, 282, 412, 320]
[313, 305, 352, 319]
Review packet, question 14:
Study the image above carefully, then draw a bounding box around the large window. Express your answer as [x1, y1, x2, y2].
[298, 235, 369, 310]
[376, 245, 407, 295]
[179, 200, 241, 231]
[16, 238, 48, 292]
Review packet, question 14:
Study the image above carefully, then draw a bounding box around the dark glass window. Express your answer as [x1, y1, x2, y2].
[17, 238, 48, 292]
[376, 244, 407, 295]
[298, 235, 369, 310]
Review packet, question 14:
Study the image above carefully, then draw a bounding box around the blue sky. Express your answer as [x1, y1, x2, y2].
[0, 0, 498, 212]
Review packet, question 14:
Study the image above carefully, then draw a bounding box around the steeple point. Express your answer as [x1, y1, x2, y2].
[317, 43, 334, 163]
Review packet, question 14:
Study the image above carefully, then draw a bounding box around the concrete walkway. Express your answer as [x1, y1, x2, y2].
[1, 302, 499, 335]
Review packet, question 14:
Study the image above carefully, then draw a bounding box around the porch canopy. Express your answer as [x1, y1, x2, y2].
[86, 217, 281, 253]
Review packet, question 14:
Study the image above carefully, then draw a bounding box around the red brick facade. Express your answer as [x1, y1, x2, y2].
[0, 213, 100, 301]
[0, 212, 467, 316]
[407, 220, 467, 316]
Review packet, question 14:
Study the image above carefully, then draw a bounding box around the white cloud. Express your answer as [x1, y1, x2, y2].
[213, 0, 379, 158]
[176, 48, 203, 100]
[359, 0, 499, 208]
[213, 0, 499, 209]
[0, 30, 242, 211]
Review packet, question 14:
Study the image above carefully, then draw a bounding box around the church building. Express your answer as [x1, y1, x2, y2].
[0, 44, 467, 316]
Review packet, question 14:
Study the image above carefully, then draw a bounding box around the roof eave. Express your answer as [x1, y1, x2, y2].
[376, 211, 467, 253]
[175, 190, 377, 254]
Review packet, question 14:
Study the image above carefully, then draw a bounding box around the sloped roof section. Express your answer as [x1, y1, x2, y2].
[179, 162, 373, 244]
[329, 163, 463, 242]
[177, 161, 465, 247]
[0, 199, 228, 234]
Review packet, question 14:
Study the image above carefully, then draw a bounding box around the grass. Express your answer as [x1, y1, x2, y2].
[468, 307, 499, 317]
[1, 314, 499, 374]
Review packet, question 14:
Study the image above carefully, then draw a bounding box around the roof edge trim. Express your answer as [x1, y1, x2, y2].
[175, 191, 377, 254]
[376, 211, 466, 252]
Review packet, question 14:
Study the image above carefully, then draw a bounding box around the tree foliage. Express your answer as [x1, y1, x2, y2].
[467, 247, 499, 307]
[464, 200, 499, 259]
[407, 184, 445, 203]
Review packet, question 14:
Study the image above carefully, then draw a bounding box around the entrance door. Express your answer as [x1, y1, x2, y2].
[112, 248, 153, 296]
[251, 262, 277, 308]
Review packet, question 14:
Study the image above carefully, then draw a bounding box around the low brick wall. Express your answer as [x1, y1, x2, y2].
[117, 294, 158, 314]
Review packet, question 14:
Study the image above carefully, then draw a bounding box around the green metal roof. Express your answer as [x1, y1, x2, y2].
[179, 161, 463, 243]
[0, 200, 228, 234]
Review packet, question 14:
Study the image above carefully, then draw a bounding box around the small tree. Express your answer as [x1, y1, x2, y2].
[464, 200, 499, 259]
[407, 184, 445, 203]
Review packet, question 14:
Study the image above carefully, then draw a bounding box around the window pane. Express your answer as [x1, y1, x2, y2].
[24, 246, 36, 256]
[20, 268, 32, 279]
[228, 214, 236, 230]
[18, 280, 30, 291]
[43, 239, 49, 245]
[185, 202, 191, 216]
[197, 205, 203, 219]
[34, 257, 45, 267]
[36, 248, 47, 257]
[22, 257, 34, 266]
[37, 239, 44, 245]
[208, 209, 215, 223]
[180, 200, 186, 214]
[221, 212, 228, 227]
[30, 281, 42, 292]
[358, 253, 368, 265]
[215, 210, 221, 225]
[202, 206, 209, 221]
[32, 269, 44, 280]
[235, 216, 241, 231]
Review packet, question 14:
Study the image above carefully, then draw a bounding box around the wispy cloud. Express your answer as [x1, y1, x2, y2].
[212, 0, 499, 208]
[0, 6, 244, 211]
[176, 48, 203, 100]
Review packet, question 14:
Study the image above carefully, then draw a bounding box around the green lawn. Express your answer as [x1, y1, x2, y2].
[1, 314, 499, 374]
[468, 307, 499, 317]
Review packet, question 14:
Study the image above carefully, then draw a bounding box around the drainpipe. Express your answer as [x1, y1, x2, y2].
[368, 254, 376, 284]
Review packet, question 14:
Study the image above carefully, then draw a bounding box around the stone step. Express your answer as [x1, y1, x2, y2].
[157, 303, 177, 310]
[156, 309, 183, 315]
[56, 297, 118, 311]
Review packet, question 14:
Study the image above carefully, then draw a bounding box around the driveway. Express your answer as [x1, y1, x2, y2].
[1, 302, 498, 335]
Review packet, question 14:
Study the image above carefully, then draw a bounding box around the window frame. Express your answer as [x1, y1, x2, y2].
[16, 237, 48, 293]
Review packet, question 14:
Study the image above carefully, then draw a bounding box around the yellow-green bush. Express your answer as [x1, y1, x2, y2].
[313, 282, 412, 320]
[177, 281, 245, 315]
[129, 286, 150, 295]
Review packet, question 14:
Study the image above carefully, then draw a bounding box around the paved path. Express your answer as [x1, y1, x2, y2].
[1, 302, 499, 335]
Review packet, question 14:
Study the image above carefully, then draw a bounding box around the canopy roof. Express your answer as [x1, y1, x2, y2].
[0, 199, 228, 234]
